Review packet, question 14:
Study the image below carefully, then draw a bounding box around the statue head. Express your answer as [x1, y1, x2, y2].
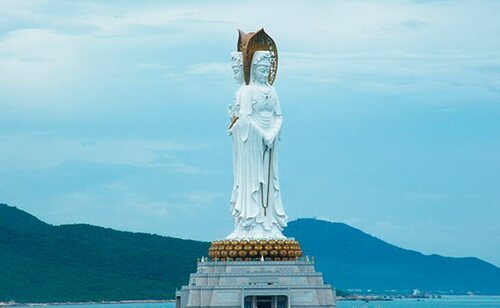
[251, 51, 272, 85]
[238, 29, 278, 85]
[231, 51, 244, 84]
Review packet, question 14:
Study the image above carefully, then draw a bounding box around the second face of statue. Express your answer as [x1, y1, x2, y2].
[232, 66, 243, 84]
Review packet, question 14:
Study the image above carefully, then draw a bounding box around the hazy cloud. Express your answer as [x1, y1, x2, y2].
[1, 0, 500, 265]
[0, 134, 199, 172]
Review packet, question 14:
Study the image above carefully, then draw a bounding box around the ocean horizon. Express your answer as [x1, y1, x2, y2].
[5, 296, 500, 308]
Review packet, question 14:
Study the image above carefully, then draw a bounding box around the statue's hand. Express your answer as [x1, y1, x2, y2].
[264, 133, 275, 147]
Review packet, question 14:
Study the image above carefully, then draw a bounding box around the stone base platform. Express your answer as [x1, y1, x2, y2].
[175, 259, 336, 308]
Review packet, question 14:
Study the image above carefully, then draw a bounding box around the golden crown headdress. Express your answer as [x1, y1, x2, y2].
[237, 28, 278, 85]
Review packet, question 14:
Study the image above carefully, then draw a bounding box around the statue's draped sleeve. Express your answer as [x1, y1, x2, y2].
[271, 87, 282, 141]
[239, 87, 252, 143]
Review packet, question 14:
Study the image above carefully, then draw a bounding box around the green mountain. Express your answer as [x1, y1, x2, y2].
[1, 204, 499, 303]
[0, 204, 209, 303]
[284, 218, 500, 295]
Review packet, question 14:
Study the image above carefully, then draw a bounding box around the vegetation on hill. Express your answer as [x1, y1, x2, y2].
[0, 204, 209, 303]
[284, 218, 500, 295]
[1, 204, 499, 302]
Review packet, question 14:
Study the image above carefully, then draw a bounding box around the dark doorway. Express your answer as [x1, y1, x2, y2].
[244, 295, 288, 308]
[256, 296, 272, 308]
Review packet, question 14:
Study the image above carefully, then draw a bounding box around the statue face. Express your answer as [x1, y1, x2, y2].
[232, 65, 244, 84]
[253, 64, 270, 85]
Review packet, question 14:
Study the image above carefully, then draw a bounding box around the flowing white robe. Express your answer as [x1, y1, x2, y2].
[229, 85, 244, 208]
[227, 85, 288, 240]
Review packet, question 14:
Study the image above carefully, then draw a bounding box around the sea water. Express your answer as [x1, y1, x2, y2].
[18, 296, 500, 308]
[337, 296, 500, 307]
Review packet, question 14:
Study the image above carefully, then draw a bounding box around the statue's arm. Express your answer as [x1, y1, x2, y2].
[228, 93, 240, 119]
[271, 114, 282, 138]
[266, 90, 283, 144]
[228, 89, 243, 134]
[263, 115, 281, 147]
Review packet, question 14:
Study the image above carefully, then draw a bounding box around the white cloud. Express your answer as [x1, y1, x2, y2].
[1, 0, 499, 108]
[45, 189, 182, 231]
[0, 29, 83, 90]
[186, 62, 229, 76]
[135, 63, 171, 71]
[280, 50, 500, 94]
[0, 133, 202, 173]
[179, 191, 226, 205]
[135, 61, 230, 80]
[37, 182, 226, 238]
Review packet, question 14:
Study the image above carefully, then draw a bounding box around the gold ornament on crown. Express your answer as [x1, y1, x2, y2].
[237, 28, 278, 85]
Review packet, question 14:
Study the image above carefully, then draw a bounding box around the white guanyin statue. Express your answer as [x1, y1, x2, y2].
[226, 49, 288, 240]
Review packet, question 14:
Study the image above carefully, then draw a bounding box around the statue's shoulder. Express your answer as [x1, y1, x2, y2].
[239, 85, 255, 101]
[237, 85, 248, 95]
[270, 85, 278, 95]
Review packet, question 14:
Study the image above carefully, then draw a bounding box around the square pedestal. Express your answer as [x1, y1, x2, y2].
[175, 260, 336, 308]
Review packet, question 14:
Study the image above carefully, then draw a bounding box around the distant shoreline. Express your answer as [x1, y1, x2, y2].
[0, 300, 174, 307]
[4, 295, 500, 307]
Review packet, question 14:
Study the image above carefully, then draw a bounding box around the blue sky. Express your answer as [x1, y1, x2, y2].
[1, 0, 499, 266]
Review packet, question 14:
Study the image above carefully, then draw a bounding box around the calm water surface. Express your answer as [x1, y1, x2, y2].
[19, 296, 500, 308]
[337, 296, 500, 307]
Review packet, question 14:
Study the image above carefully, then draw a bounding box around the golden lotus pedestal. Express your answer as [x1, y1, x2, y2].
[208, 239, 303, 261]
